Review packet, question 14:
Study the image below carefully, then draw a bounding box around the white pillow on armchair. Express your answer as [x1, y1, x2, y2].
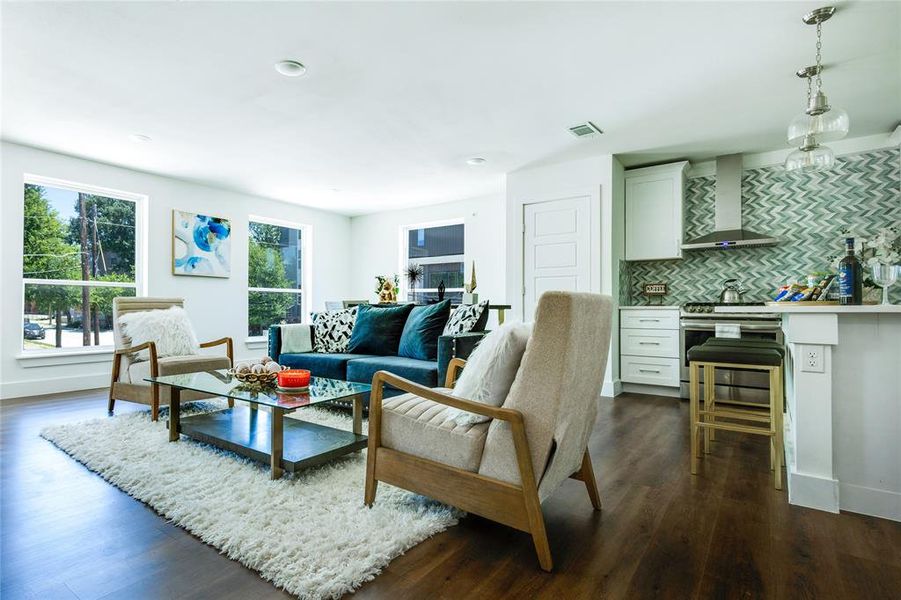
[445, 321, 532, 426]
[119, 306, 200, 360]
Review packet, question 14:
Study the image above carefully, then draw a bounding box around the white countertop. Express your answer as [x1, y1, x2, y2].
[619, 305, 679, 310]
[715, 304, 901, 314]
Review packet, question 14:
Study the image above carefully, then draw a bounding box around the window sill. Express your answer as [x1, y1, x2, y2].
[17, 348, 113, 368]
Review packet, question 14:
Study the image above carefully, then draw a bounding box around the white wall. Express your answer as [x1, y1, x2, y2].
[0, 142, 352, 399]
[505, 155, 623, 396]
[348, 193, 506, 328]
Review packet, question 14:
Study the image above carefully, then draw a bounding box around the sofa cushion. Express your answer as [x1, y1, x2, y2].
[312, 306, 357, 353]
[127, 354, 231, 384]
[443, 301, 489, 335]
[398, 300, 451, 361]
[346, 355, 438, 388]
[347, 303, 414, 355]
[382, 390, 490, 472]
[280, 323, 313, 353]
[278, 352, 377, 381]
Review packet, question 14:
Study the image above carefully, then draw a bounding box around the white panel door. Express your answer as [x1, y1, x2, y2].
[523, 196, 591, 320]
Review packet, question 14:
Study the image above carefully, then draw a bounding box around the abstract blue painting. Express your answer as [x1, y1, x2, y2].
[172, 210, 231, 277]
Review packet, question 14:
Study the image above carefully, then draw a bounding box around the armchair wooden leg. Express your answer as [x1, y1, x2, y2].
[523, 488, 553, 572]
[365, 381, 383, 508]
[108, 354, 121, 415]
[364, 452, 378, 507]
[578, 451, 602, 510]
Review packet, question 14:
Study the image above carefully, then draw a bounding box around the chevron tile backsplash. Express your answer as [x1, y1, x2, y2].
[626, 146, 901, 305]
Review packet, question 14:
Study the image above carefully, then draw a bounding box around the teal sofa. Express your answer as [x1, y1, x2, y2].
[267, 303, 487, 402]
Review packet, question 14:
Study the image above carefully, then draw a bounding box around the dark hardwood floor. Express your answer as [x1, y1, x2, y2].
[2, 390, 899, 599]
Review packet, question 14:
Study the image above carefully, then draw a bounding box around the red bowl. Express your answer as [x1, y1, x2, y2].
[278, 369, 310, 388]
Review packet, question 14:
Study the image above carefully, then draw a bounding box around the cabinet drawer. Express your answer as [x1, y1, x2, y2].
[620, 310, 679, 330]
[621, 328, 679, 358]
[621, 356, 680, 386]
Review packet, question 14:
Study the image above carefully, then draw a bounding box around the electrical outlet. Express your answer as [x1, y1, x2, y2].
[800, 345, 824, 373]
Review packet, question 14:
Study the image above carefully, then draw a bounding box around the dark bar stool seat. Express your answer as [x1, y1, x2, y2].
[687, 338, 785, 489]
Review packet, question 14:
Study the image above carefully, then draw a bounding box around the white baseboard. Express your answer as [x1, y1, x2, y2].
[0, 373, 109, 401]
[787, 469, 840, 513]
[601, 378, 622, 397]
[839, 483, 901, 522]
[621, 382, 682, 398]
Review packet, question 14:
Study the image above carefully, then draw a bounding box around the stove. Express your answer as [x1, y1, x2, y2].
[680, 302, 774, 320]
[678, 302, 782, 405]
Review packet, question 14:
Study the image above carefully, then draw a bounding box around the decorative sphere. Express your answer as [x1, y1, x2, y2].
[265, 362, 281, 373]
[251, 364, 265, 374]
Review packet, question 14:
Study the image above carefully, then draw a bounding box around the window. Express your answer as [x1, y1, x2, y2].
[248, 218, 306, 338]
[404, 221, 465, 304]
[22, 177, 142, 352]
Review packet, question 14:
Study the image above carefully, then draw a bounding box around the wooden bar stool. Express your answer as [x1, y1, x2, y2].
[687, 340, 785, 489]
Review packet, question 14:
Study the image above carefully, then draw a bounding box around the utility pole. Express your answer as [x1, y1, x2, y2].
[79, 193, 91, 346]
[91, 202, 101, 345]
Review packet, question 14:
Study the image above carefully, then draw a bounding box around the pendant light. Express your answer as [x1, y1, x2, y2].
[784, 135, 835, 172]
[785, 6, 849, 172]
[787, 66, 850, 144]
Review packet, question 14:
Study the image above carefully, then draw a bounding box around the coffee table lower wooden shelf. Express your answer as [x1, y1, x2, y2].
[173, 405, 367, 476]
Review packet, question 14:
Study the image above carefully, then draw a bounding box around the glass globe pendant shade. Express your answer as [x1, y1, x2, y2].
[787, 106, 850, 145]
[785, 143, 835, 172]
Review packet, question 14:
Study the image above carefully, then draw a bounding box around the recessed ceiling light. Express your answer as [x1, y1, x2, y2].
[466, 157, 487, 165]
[129, 134, 152, 143]
[275, 60, 307, 77]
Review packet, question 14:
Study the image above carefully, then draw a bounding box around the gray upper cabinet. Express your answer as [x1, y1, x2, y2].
[624, 161, 689, 261]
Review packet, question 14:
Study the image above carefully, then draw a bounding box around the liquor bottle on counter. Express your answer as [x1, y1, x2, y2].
[838, 237, 863, 305]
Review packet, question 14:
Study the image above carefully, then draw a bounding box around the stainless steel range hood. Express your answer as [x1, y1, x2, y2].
[681, 154, 779, 250]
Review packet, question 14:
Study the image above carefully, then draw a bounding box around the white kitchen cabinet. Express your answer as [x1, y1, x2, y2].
[624, 161, 689, 261]
[619, 307, 680, 387]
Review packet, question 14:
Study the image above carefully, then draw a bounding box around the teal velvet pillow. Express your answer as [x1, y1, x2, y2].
[398, 300, 452, 361]
[346, 303, 415, 355]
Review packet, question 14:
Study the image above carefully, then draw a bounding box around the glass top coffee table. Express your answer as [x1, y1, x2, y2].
[146, 370, 371, 479]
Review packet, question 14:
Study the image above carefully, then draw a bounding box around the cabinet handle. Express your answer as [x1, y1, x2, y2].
[639, 368, 661, 373]
[638, 341, 660, 345]
[638, 318, 660, 322]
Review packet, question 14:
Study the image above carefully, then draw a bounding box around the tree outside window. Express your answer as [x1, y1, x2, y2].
[248, 220, 305, 337]
[22, 180, 139, 351]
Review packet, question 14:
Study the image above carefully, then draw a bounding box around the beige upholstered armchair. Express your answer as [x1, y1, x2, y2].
[108, 297, 234, 421]
[364, 291, 612, 571]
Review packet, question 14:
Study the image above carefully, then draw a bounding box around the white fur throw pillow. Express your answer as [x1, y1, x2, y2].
[118, 306, 200, 360]
[445, 321, 532, 426]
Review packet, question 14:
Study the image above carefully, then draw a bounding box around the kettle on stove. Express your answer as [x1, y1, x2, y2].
[719, 278, 744, 304]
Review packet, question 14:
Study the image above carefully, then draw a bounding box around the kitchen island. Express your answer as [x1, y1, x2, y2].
[716, 304, 901, 521]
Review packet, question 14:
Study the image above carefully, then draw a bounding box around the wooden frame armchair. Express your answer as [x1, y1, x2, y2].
[365, 292, 612, 571]
[108, 297, 234, 421]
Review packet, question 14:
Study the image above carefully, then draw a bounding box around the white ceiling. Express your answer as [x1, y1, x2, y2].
[2, 2, 899, 215]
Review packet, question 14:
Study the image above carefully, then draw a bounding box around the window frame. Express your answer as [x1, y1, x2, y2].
[400, 218, 465, 302]
[20, 174, 147, 356]
[246, 215, 311, 342]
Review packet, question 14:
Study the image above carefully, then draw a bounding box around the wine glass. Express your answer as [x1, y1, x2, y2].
[870, 263, 899, 305]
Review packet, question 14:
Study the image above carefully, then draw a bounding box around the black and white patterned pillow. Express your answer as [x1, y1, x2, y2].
[313, 306, 358, 353]
[443, 301, 488, 335]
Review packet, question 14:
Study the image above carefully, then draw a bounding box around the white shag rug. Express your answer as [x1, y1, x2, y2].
[41, 403, 459, 599]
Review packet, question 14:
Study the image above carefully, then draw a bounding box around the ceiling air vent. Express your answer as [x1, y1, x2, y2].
[568, 121, 603, 138]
